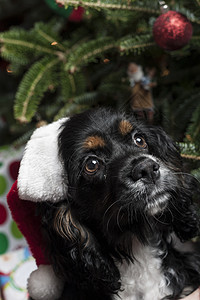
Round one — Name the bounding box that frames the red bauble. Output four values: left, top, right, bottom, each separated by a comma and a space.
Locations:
153, 11, 193, 51
69, 7, 84, 22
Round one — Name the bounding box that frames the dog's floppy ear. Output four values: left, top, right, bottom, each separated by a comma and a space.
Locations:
172, 175, 200, 242
172, 203, 200, 242
43, 202, 120, 295
17, 118, 69, 202
147, 126, 200, 241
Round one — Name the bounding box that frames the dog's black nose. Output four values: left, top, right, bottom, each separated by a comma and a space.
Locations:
131, 158, 160, 183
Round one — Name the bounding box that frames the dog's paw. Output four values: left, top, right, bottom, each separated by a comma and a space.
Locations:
27, 265, 64, 300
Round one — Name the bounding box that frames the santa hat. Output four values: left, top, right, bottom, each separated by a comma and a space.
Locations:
7, 118, 69, 300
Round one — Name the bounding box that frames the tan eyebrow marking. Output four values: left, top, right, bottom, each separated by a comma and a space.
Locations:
83, 136, 106, 149
119, 120, 133, 136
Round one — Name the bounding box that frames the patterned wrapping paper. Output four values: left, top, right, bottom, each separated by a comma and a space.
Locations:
0, 247, 37, 300
0, 146, 27, 255
0, 147, 38, 299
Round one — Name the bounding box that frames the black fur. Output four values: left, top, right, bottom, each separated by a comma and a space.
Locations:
39, 108, 200, 300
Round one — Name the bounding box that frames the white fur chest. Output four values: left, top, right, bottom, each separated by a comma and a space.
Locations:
113, 243, 171, 300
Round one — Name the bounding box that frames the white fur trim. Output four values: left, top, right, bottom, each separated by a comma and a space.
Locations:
28, 265, 65, 300
18, 118, 68, 202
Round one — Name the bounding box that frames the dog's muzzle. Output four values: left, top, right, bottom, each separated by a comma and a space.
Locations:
119, 154, 174, 216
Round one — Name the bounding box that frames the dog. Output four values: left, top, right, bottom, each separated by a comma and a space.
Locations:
38, 108, 200, 300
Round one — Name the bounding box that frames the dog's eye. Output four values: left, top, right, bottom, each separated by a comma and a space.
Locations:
133, 135, 147, 148
84, 158, 100, 175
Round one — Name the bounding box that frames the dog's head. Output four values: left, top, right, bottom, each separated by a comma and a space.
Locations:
58, 109, 194, 235
41, 108, 199, 293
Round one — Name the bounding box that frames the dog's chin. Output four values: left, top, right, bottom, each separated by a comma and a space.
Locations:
122, 182, 171, 218
145, 192, 170, 216
140, 183, 170, 216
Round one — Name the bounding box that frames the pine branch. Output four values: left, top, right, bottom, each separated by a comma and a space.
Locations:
1, 36, 55, 55
56, 0, 160, 14
65, 37, 116, 72
181, 154, 200, 160
55, 91, 98, 119
171, 3, 200, 24
54, 102, 78, 120
0, 46, 32, 65
179, 142, 200, 160
104, 9, 137, 22
12, 129, 34, 147
1, 21, 154, 124
60, 68, 86, 99
58, 0, 200, 24
65, 35, 153, 72
74, 91, 98, 105
119, 34, 154, 53
191, 168, 200, 181
8, 62, 26, 75
33, 22, 67, 52
14, 57, 59, 123
0, 28, 64, 63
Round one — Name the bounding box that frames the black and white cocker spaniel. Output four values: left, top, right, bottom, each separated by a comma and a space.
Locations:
39, 108, 200, 300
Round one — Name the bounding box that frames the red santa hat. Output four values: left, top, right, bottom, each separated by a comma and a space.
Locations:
7, 118, 69, 300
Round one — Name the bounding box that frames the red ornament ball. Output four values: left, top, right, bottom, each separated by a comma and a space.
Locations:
153, 11, 193, 51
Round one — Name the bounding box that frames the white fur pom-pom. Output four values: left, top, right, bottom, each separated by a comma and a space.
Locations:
27, 265, 64, 300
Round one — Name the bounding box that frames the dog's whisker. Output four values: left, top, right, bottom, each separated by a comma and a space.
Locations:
142, 211, 154, 233
67, 186, 77, 190
166, 206, 174, 223
152, 212, 171, 226
103, 199, 122, 220
102, 193, 112, 204
116, 206, 124, 233
106, 209, 116, 233
172, 172, 200, 190
168, 196, 187, 218
172, 171, 199, 181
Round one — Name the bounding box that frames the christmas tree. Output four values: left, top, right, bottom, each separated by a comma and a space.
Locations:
0, 0, 200, 177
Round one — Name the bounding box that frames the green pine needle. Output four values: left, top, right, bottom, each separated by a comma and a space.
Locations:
60, 69, 86, 100
179, 142, 200, 160
12, 129, 34, 147
33, 22, 67, 52
119, 34, 154, 54
191, 168, 200, 181
0, 28, 64, 62
55, 91, 98, 120
57, 0, 160, 14
179, 142, 198, 155
65, 37, 116, 72
14, 57, 59, 123
64, 35, 153, 72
